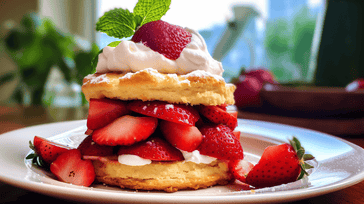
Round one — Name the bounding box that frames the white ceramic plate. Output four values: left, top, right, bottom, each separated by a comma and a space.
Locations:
0, 119, 363, 203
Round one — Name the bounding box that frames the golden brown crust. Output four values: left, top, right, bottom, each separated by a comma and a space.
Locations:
81, 69, 235, 106
92, 157, 232, 192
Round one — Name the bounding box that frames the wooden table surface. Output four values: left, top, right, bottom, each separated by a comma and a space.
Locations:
0, 104, 363, 204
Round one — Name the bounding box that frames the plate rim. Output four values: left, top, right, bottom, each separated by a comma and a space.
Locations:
0, 119, 363, 203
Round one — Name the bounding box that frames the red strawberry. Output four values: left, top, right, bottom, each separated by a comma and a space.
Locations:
234, 76, 262, 108
227, 113, 238, 130
33, 136, 44, 149
242, 68, 277, 85
92, 115, 158, 146
229, 160, 254, 183
233, 131, 241, 140
198, 105, 237, 130
197, 124, 244, 160
50, 149, 95, 187
87, 98, 130, 130
227, 106, 238, 118
77, 135, 114, 156
118, 137, 184, 161
128, 100, 200, 126
131, 20, 192, 60
245, 137, 314, 188
85, 129, 93, 135
34, 136, 72, 164
217, 104, 228, 111
160, 120, 202, 152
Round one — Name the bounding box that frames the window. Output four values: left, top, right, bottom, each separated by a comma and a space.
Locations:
97, 0, 324, 83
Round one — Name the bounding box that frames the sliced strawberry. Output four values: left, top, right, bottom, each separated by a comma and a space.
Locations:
228, 109, 238, 118
77, 135, 114, 156
160, 120, 202, 152
131, 20, 192, 60
34, 136, 72, 164
227, 112, 238, 130
87, 98, 130, 130
127, 100, 200, 126
245, 137, 315, 188
50, 149, 95, 186
198, 105, 237, 130
197, 124, 244, 160
229, 160, 254, 183
117, 137, 184, 161
233, 131, 241, 140
217, 104, 228, 111
92, 115, 158, 146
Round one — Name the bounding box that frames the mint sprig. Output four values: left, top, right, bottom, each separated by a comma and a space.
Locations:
96, 8, 136, 39
134, 0, 171, 27
96, 0, 171, 39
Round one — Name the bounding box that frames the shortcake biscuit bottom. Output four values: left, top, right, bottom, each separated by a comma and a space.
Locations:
92, 158, 232, 192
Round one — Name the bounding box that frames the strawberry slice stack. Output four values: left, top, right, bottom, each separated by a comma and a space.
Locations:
86, 99, 242, 163
28, 98, 242, 187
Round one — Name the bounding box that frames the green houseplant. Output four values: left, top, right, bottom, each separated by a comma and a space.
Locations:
0, 13, 99, 106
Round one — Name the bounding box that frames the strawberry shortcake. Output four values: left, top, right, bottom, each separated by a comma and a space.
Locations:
80, 19, 242, 192
28, 1, 314, 193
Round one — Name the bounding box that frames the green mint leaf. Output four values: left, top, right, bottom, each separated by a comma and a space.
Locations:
96, 8, 137, 39
134, 0, 171, 27
134, 15, 143, 28
107, 41, 122, 47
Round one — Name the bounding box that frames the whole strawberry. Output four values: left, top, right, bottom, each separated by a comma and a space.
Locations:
131, 20, 192, 60
241, 68, 277, 85
245, 137, 314, 188
27, 136, 72, 168
234, 76, 262, 108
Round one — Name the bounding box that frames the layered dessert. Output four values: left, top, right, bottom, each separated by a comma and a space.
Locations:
27, 0, 314, 193
80, 16, 242, 191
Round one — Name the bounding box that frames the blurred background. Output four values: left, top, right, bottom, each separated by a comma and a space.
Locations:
0, 0, 363, 108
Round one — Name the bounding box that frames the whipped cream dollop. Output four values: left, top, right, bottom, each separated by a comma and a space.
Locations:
180, 150, 217, 164
95, 28, 223, 76
117, 150, 216, 166
118, 154, 152, 166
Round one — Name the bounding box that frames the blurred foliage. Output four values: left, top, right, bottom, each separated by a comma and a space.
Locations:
265, 5, 316, 83
0, 13, 99, 105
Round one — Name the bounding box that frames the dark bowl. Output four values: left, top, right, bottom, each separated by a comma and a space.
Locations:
258, 84, 364, 118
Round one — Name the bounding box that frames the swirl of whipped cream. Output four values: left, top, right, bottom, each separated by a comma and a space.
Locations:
95, 28, 224, 76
